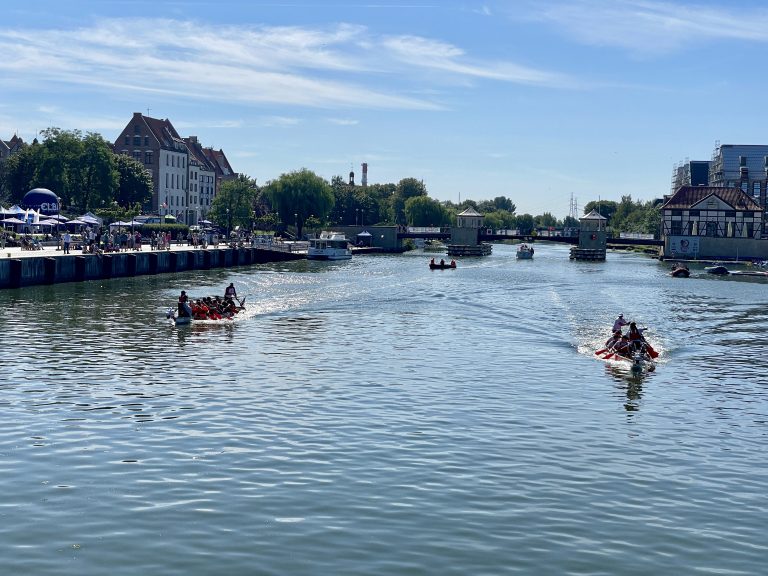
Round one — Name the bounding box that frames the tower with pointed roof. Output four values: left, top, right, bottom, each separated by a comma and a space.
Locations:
570, 209, 607, 261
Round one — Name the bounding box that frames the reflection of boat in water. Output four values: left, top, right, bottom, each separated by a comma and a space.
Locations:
516, 244, 534, 259
705, 265, 729, 275
670, 263, 690, 277
307, 231, 352, 261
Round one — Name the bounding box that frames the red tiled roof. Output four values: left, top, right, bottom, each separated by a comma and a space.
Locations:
661, 186, 761, 211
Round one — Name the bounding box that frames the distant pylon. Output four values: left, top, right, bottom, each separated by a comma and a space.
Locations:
569, 193, 579, 219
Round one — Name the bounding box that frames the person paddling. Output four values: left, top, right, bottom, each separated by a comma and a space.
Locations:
178, 290, 192, 318
612, 313, 629, 333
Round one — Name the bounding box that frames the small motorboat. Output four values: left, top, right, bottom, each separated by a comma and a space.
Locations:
670, 263, 690, 278
705, 265, 729, 275
307, 231, 352, 260
429, 259, 456, 270
516, 244, 534, 260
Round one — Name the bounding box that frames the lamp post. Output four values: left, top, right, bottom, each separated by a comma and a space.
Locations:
226, 208, 231, 238
355, 208, 359, 226
294, 213, 298, 238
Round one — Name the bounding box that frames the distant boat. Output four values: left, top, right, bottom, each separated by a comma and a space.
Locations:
516, 244, 534, 260
670, 263, 690, 278
705, 265, 729, 275
429, 259, 456, 270
307, 231, 352, 261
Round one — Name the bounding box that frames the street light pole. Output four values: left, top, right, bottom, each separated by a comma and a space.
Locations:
294, 213, 298, 238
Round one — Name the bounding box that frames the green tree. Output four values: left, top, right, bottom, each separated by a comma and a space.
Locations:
77, 133, 119, 212
114, 153, 153, 210
404, 195, 447, 227
515, 213, 535, 235
1, 142, 38, 203
210, 174, 259, 234
562, 215, 580, 229
484, 209, 516, 230
390, 177, 427, 225
34, 129, 82, 204
263, 168, 333, 238
534, 212, 559, 229
492, 196, 515, 213
583, 200, 618, 224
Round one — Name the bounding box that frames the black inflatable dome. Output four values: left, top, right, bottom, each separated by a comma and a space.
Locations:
22, 188, 59, 215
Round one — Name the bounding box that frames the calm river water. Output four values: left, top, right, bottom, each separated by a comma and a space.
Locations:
1, 243, 766, 575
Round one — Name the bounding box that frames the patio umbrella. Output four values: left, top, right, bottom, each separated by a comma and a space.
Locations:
79, 214, 101, 225
1, 217, 26, 225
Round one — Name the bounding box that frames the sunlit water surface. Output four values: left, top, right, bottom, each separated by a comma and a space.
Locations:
1, 243, 766, 575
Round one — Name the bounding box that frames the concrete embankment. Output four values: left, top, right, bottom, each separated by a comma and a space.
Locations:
0, 246, 304, 290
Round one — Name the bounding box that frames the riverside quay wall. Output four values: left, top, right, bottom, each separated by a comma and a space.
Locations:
0, 247, 304, 290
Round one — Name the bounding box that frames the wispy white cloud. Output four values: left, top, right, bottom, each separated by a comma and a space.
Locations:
327, 118, 360, 126
381, 35, 573, 87
0, 17, 572, 113
530, 0, 768, 55
261, 116, 303, 127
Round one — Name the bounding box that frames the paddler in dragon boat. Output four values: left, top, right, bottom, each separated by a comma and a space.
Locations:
188, 295, 243, 321
599, 319, 658, 362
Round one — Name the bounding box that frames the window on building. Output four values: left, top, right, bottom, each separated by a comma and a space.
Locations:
754, 182, 761, 197
144, 136, 149, 146
124, 135, 130, 145
133, 136, 141, 146
165, 173, 169, 187
145, 151, 152, 165
670, 222, 682, 235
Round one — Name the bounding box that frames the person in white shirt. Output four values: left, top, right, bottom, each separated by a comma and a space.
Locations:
612, 313, 629, 333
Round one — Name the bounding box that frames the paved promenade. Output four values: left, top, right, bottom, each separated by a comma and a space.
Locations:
1, 239, 308, 259
0, 240, 307, 289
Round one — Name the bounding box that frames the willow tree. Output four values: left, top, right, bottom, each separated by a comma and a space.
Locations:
263, 168, 334, 238
209, 174, 259, 234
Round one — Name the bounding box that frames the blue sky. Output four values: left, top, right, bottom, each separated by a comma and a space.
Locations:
3, 0, 768, 218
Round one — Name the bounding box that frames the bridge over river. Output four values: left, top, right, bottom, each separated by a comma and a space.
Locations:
398, 230, 663, 247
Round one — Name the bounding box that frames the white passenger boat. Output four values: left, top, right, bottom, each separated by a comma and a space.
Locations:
516, 244, 534, 259
307, 231, 352, 261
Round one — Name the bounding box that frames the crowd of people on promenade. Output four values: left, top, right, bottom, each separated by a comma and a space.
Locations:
50, 227, 185, 254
